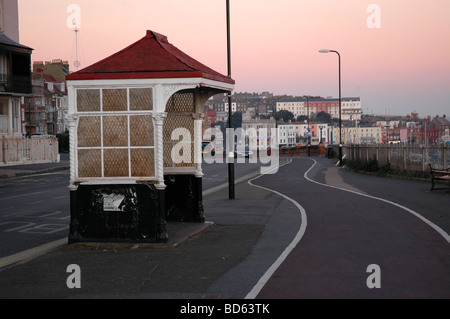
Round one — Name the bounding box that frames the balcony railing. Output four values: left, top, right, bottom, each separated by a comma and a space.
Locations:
11, 75, 32, 94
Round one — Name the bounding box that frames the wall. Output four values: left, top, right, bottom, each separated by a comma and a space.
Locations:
0, 136, 59, 165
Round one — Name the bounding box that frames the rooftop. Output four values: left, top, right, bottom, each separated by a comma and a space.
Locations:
279, 97, 361, 103
0, 32, 33, 52
66, 30, 234, 85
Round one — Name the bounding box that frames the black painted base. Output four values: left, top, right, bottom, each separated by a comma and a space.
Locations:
164, 175, 205, 223
68, 183, 167, 244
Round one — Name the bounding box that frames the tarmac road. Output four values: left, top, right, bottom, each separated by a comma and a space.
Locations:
252, 157, 450, 298
0, 155, 448, 301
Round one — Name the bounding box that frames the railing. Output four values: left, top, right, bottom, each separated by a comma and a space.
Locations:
11, 75, 32, 94
342, 144, 449, 171
0, 135, 59, 166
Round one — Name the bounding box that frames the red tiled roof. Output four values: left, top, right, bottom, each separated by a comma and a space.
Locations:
66, 30, 234, 85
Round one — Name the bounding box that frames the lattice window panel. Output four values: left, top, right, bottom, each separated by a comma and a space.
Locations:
103, 89, 127, 112
78, 149, 102, 177
166, 91, 195, 113
103, 116, 128, 147
130, 115, 153, 147
103, 149, 129, 177
77, 116, 101, 147
75, 87, 155, 180
130, 88, 153, 111
77, 89, 100, 112
163, 114, 194, 167
131, 148, 155, 177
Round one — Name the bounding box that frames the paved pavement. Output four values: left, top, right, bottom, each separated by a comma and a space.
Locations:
0, 155, 448, 302
0, 155, 299, 300
0, 154, 70, 179
254, 157, 450, 299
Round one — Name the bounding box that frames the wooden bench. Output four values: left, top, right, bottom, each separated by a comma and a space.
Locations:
429, 164, 450, 191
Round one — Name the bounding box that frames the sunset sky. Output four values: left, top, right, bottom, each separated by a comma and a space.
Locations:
18, 0, 450, 117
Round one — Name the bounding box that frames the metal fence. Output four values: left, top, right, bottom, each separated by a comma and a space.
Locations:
343, 144, 449, 172
0, 135, 59, 166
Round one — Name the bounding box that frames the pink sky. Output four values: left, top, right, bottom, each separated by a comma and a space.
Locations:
18, 0, 450, 117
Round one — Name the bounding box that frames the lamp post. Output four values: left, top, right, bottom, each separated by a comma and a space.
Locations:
226, 0, 235, 199
319, 49, 342, 166
303, 95, 311, 156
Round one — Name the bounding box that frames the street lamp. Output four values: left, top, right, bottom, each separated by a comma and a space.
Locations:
226, 0, 235, 199
319, 49, 342, 166
303, 95, 311, 156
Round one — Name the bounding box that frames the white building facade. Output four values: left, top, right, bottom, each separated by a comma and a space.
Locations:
277, 97, 362, 121
277, 124, 297, 146
329, 126, 382, 145
276, 101, 311, 118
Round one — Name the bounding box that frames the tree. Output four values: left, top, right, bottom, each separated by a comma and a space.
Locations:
296, 115, 308, 122
275, 110, 295, 123
316, 111, 332, 123
227, 111, 242, 129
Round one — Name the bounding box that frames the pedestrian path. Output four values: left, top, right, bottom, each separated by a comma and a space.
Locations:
0, 155, 70, 179
254, 157, 450, 298
0, 162, 301, 299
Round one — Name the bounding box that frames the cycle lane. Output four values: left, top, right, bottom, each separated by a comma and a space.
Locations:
253, 157, 450, 298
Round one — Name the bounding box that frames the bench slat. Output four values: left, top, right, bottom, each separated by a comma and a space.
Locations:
435, 176, 450, 180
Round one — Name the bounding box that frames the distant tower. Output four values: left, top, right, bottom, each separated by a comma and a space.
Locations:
74, 24, 80, 71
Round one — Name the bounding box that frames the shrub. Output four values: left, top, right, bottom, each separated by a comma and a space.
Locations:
345, 157, 391, 175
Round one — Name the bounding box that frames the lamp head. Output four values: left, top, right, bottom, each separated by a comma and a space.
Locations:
319, 49, 331, 53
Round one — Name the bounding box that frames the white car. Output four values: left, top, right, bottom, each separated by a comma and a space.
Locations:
234, 145, 253, 158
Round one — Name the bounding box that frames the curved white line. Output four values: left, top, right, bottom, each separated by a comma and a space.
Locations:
305, 158, 450, 244
245, 159, 308, 299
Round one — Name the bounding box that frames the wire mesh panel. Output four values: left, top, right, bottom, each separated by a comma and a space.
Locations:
130, 115, 153, 146
131, 148, 155, 177
163, 91, 195, 168
104, 149, 129, 177
427, 146, 444, 170
166, 91, 195, 113
103, 89, 127, 112
130, 88, 153, 111
78, 149, 102, 177
77, 89, 100, 112
406, 144, 424, 171
75, 87, 155, 180
103, 116, 128, 147
77, 116, 101, 147
164, 113, 194, 167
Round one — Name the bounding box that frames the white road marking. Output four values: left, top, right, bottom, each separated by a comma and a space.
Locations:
304, 158, 450, 244
0, 238, 67, 269
246, 157, 450, 299
1, 190, 51, 200
245, 159, 308, 299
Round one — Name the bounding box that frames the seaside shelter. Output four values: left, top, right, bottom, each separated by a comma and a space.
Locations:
66, 30, 234, 243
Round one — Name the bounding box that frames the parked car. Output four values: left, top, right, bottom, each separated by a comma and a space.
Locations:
202, 141, 215, 157
30, 133, 51, 138
234, 145, 253, 158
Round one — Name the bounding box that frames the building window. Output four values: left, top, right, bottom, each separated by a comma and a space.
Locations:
12, 99, 19, 133
0, 53, 8, 85
0, 99, 8, 133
